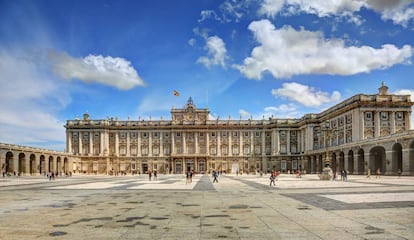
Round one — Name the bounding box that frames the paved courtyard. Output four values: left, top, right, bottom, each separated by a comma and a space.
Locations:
0, 173, 413, 240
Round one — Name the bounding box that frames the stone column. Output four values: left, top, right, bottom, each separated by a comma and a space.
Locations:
171, 132, 175, 154
195, 132, 199, 154
359, 111, 365, 140
160, 131, 164, 156
182, 132, 186, 154
206, 131, 209, 155
115, 132, 119, 156
239, 131, 243, 156
250, 132, 254, 155
78, 131, 83, 156
271, 129, 276, 154
100, 132, 105, 156
402, 147, 412, 175
217, 132, 221, 156
228, 132, 232, 156
375, 111, 380, 138
385, 149, 393, 175
353, 151, 359, 174
286, 130, 291, 155
406, 111, 412, 130
35, 155, 40, 176
149, 132, 153, 156
89, 132, 93, 156
390, 111, 396, 134
126, 131, 130, 156
67, 131, 72, 154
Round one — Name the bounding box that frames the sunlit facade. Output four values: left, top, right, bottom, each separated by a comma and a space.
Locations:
63, 83, 414, 176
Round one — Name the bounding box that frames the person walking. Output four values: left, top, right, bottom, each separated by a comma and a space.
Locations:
367, 169, 371, 179
398, 169, 402, 178
186, 170, 191, 184
269, 173, 276, 187
376, 168, 381, 179
212, 171, 218, 183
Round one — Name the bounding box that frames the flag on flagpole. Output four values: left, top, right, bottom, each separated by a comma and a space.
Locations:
173, 90, 179, 96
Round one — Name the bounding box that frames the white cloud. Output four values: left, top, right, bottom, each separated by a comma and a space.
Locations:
197, 36, 228, 69
271, 82, 341, 107
366, 0, 414, 27
188, 38, 196, 46
240, 103, 300, 120
198, 10, 222, 23
0, 49, 69, 150
49, 51, 146, 90
258, 0, 414, 27
234, 20, 413, 79
258, 0, 285, 18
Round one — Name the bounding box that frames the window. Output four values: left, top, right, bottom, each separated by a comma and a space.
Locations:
221, 146, 228, 155
243, 145, 250, 154
164, 132, 169, 138
210, 146, 217, 155
396, 112, 404, 120
120, 132, 126, 139
255, 132, 260, 137
221, 131, 227, 137
176, 132, 181, 137
153, 132, 159, 138
232, 131, 238, 137
244, 132, 249, 137
365, 112, 372, 120
211, 132, 216, 137
141, 146, 148, 155
199, 133, 204, 137
131, 146, 137, 155
381, 112, 388, 120
142, 132, 148, 138
152, 147, 159, 155
131, 132, 137, 139
254, 146, 261, 155
232, 145, 239, 155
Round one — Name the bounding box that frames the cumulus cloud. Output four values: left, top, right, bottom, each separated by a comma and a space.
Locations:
49, 51, 145, 90
0, 49, 69, 150
394, 88, 414, 100
258, 0, 414, 27
271, 82, 341, 107
234, 20, 413, 79
258, 0, 285, 18
240, 103, 300, 120
197, 36, 228, 69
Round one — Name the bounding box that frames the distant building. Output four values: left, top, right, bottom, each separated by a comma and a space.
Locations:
1, 83, 413, 176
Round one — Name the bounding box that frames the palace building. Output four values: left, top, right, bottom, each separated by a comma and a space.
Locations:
1, 83, 414, 176
63, 83, 414, 176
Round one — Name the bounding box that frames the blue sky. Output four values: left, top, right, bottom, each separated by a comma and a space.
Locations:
1, 0, 414, 151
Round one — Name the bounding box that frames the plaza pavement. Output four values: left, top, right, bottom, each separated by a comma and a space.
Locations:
0, 173, 413, 240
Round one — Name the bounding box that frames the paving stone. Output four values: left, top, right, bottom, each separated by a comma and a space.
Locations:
0, 174, 413, 239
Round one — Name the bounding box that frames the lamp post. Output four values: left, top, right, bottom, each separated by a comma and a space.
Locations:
319, 120, 335, 180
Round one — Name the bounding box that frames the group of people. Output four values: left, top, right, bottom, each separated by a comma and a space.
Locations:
333, 170, 348, 181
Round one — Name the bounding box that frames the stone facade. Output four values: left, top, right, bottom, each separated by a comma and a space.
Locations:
0, 143, 75, 176
62, 84, 414, 176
